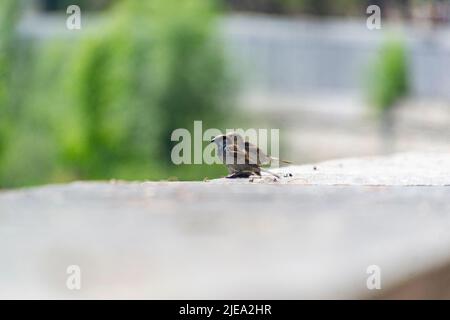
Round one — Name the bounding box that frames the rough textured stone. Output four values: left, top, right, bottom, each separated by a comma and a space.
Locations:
0, 153, 449, 299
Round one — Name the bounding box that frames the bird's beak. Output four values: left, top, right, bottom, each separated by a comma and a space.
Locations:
210, 136, 216, 143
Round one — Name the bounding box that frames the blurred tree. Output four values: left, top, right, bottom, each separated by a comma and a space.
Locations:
367, 38, 409, 114
366, 38, 409, 153
68, 0, 231, 180
0, 0, 231, 187
0, 0, 22, 173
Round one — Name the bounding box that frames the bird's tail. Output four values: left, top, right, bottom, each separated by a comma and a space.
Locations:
260, 167, 280, 179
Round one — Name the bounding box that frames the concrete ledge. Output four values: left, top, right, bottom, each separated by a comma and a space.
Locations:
1, 153, 449, 299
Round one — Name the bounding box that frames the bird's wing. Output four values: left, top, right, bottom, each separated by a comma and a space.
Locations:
224, 144, 250, 165
244, 141, 271, 165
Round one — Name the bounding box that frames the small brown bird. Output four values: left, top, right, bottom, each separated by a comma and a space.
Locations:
210, 133, 291, 179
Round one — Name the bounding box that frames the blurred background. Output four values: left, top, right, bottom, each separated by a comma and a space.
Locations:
1, 0, 450, 188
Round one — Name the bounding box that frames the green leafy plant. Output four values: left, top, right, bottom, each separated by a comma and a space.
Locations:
0, 0, 231, 187
367, 38, 410, 114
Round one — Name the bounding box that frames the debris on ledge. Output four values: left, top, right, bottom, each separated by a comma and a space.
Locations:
211, 152, 450, 186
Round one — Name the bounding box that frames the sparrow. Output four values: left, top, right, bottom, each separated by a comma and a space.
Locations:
210, 133, 291, 179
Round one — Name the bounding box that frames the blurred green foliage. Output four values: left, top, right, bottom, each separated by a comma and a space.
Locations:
367, 38, 409, 114
224, 0, 365, 15
40, 0, 112, 11
0, 0, 231, 188
0, 0, 13, 134
0, 0, 22, 173
281, 0, 363, 16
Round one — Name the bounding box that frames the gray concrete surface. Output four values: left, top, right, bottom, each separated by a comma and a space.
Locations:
1, 153, 450, 299
273, 152, 450, 185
